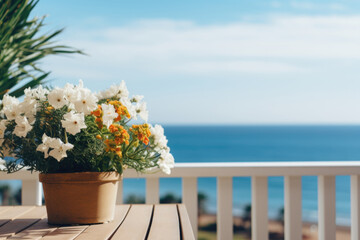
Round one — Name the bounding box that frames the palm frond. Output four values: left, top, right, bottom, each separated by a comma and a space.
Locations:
0, 0, 82, 99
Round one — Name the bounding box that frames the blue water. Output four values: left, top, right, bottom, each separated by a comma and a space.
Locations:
123, 125, 360, 226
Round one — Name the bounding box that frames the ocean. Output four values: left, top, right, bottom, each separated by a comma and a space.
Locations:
124, 125, 360, 226
2, 125, 360, 225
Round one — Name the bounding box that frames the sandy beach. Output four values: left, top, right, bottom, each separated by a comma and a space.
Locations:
199, 214, 350, 240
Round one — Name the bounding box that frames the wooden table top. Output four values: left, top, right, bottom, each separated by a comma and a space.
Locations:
0, 204, 195, 240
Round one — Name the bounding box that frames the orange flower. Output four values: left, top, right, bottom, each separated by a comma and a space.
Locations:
108, 100, 131, 122
109, 124, 130, 145
115, 146, 122, 158
92, 105, 104, 129
91, 105, 102, 117
95, 117, 103, 129
104, 139, 116, 152
130, 123, 151, 145
104, 139, 123, 158
96, 134, 102, 140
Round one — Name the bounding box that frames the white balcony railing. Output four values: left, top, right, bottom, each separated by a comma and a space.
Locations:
1, 161, 360, 240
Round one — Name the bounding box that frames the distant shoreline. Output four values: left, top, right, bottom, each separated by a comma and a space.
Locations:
199, 214, 351, 240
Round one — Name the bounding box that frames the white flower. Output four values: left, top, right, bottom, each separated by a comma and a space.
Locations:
24, 86, 49, 101
36, 134, 53, 158
2, 95, 22, 120
37, 135, 73, 161
2, 95, 19, 108
134, 102, 149, 122
151, 124, 168, 150
130, 95, 144, 103
48, 138, 63, 149
13, 116, 33, 137
157, 148, 174, 174
0, 158, 6, 171
97, 80, 129, 100
3, 105, 22, 121
116, 81, 129, 99
61, 111, 87, 135
0, 120, 8, 145
120, 97, 136, 117
75, 79, 84, 91
74, 89, 98, 115
49, 141, 74, 162
101, 103, 118, 128
19, 99, 37, 124
63, 83, 78, 104
48, 88, 67, 109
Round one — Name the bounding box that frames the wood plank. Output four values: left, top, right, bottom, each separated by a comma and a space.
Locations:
182, 177, 198, 238
0, 206, 34, 227
0, 207, 46, 239
318, 175, 336, 240
177, 204, 195, 240
147, 204, 180, 240
8, 218, 58, 240
41, 225, 89, 240
284, 176, 302, 240
111, 204, 153, 240
0, 207, 12, 215
74, 205, 130, 240
217, 176, 233, 240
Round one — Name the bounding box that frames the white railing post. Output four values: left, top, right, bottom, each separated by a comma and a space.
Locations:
182, 177, 198, 238
116, 180, 123, 204
22, 179, 41, 206
318, 175, 336, 240
252, 176, 268, 240
351, 175, 360, 240
284, 176, 302, 240
146, 178, 159, 204
217, 177, 233, 240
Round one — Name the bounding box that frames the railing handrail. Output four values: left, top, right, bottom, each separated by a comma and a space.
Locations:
2, 161, 360, 179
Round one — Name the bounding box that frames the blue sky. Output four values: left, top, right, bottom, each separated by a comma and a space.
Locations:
30, 0, 360, 124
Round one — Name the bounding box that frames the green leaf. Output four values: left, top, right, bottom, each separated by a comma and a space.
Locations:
0, 0, 83, 99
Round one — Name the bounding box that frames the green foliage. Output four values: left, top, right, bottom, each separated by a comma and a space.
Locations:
2, 99, 163, 174
160, 193, 181, 203
124, 194, 145, 204
0, 0, 81, 99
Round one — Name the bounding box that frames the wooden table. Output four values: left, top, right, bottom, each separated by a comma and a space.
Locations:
0, 204, 195, 240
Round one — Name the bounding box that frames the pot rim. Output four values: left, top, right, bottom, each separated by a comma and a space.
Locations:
39, 171, 121, 183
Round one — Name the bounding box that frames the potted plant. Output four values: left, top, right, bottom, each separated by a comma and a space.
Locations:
0, 80, 174, 224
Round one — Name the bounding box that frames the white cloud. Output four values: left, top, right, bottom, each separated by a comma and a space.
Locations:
49, 15, 360, 81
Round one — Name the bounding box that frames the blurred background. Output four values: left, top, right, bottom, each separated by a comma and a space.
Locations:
2, 1, 360, 239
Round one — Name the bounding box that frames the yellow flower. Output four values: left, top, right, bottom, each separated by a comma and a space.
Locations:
130, 124, 151, 145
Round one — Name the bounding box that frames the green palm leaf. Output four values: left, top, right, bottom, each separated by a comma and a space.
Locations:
0, 0, 82, 99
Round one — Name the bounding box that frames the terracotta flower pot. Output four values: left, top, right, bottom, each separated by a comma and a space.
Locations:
39, 171, 120, 225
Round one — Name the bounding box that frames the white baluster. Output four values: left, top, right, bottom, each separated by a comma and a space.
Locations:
116, 180, 123, 204
284, 176, 302, 240
351, 175, 360, 240
22, 179, 42, 206
217, 177, 233, 240
318, 175, 336, 240
182, 177, 198, 238
252, 176, 268, 240
146, 178, 159, 204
